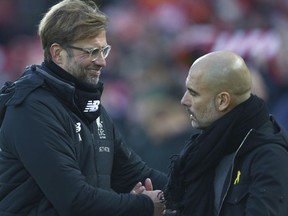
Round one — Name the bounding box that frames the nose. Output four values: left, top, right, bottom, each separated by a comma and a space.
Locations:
92, 53, 106, 67
181, 91, 189, 107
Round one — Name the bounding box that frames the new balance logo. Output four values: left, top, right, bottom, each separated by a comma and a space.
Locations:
84, 100, 100, 112
75, 122, 82, 141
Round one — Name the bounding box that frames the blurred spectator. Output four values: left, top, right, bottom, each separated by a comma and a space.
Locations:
272, 92, 288, 130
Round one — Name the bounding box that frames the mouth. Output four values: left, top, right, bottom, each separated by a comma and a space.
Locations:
89, 69, 101, 77
187, 109, 194, 120
189, 114, 194, 120
186, 108, 192, 116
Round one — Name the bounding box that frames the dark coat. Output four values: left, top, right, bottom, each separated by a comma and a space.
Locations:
218, 119, 288, 216
0, 65, 167, 216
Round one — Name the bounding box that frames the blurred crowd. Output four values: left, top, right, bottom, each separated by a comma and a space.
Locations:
1, 0, 288, 173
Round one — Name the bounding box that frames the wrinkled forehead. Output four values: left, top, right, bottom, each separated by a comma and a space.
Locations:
187, 63, 206, 83
185, 67, 202, 91
186, 62, 220, 95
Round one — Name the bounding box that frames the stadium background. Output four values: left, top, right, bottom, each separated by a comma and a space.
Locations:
0, 0, 287, 172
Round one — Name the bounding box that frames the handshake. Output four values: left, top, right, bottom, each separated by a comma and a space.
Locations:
130, 178, 166, 216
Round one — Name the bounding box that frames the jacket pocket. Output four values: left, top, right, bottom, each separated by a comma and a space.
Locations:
222, 184, 249, 215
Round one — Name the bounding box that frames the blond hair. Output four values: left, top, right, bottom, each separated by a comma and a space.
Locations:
38, 0, 108, 61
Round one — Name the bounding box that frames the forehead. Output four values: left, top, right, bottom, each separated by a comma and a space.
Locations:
75, 30, 107, 46
185, 64, 212, 95
186, 66, 203, 86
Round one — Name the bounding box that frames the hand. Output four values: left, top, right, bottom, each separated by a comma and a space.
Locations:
130, 178, 153, 194
142, 190, 165, 216
163, 209, 177, 215
130, 182, 145, 194
131, 179, 165, 215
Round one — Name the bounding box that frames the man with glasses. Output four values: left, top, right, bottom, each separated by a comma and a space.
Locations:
0, 0, 166, 215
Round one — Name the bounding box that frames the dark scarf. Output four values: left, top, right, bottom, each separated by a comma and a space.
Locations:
164, 95, 270, 216
43, 61, 103, 123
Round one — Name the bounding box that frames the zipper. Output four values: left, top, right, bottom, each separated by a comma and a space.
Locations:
90, 123, 95, 142
90, 122, 100, 180
217, 129, 253, 216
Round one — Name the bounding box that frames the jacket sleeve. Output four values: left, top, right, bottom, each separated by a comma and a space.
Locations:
2, 96, 154, 216
111, 126, 167, 193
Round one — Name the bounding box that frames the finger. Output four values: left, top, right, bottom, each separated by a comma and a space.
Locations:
134, 182, 142, 189
162, 205, 167, 215
131, 182, 146, 194
134, 186, 145, 194
130, 182, 142, 194
145, 178, 153, 191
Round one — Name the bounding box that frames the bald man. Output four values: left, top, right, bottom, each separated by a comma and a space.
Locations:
164, 51, 288, 216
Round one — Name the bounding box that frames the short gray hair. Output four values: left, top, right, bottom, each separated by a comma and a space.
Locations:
38, 0, 108, 61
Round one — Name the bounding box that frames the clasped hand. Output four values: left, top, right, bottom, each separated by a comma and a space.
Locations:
130, 178, 166, 216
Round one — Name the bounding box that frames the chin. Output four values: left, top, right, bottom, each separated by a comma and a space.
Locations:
85, 78, 99, 87
191, 121, 199, 129
192, 121, 207, 130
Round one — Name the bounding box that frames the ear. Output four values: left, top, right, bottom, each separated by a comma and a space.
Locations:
50, 43, 64, 64
216, 92, 230, 111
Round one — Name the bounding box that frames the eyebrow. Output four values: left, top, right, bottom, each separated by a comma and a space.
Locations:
86, 44, 108, 49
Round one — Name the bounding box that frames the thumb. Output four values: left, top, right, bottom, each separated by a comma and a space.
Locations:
145, 178, 153, 191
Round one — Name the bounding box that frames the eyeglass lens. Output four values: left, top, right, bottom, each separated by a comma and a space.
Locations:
91, 46, 110, 59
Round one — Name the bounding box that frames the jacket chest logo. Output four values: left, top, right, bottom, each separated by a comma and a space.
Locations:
75, 122, 82, 141
84, 100, 100, 112
99, 146, 110, 152
96, 117, 106, 139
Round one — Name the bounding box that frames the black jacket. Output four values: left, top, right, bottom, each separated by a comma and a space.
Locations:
218, 119, 288, 216
0, 64, 167, 216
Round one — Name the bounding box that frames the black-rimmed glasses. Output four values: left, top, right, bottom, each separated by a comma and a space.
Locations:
65, 44, 111, 60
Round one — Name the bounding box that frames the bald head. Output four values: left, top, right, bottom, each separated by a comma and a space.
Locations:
189, 50, 252, 107
181, 51, 252, 128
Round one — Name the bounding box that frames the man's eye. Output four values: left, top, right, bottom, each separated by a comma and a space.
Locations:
82, 50, 90, 56
91, 49, 100, 56
189, 91, 197, 96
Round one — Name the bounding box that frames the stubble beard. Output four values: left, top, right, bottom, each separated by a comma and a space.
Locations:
66, 59, 99, 87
